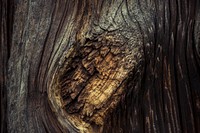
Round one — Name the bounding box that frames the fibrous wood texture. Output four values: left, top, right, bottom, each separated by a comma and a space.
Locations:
1, 0, 200, 133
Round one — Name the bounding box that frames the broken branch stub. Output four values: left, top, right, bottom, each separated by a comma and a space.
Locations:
48, 30, 143, 132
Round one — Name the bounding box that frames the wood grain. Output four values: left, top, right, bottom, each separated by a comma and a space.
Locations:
1, 0, 200, 133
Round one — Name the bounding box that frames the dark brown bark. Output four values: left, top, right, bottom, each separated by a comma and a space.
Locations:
1, 0, 200, 132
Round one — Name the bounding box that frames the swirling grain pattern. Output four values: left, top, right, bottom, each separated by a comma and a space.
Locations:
1, 0, 200, 133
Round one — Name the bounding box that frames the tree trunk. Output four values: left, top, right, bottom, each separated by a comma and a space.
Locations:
1, 0, 200, 132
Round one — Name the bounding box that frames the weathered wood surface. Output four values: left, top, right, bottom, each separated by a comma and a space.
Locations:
1, 0, 200, 132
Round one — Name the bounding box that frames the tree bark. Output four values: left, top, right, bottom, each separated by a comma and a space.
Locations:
1, 0, 200, 132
